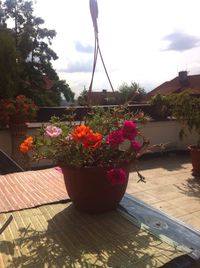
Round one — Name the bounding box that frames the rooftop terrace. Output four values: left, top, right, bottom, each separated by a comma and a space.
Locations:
0, 151, 200, 267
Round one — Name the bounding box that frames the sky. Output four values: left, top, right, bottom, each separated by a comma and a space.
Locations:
34, 0, 200, 96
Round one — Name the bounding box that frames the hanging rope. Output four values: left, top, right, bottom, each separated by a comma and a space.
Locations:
89, 1, 141, 106
88, 0, 114, 98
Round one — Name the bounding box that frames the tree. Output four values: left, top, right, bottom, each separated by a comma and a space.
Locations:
0, 0, 74, 106
0, 28, 20, 98
54, 80, 75, 103
77, 87, 88, 106
117, 82, 146, 104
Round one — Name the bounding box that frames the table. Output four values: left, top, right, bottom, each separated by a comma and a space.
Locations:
0, 202, 191, 268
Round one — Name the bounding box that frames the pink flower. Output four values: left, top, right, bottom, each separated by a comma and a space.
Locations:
106, 129, 124, 146
106, 168, 128, 185
131, 140, 141, 152
45, 125, 62, 138
122, 120, 137, 140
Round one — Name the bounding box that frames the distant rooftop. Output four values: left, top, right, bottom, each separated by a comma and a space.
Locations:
87, 90, 115, 105
147, 71, 200, 99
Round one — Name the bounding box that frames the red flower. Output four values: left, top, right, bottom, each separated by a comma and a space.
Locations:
106, 129, 124, 146
0, 95, 38, 125
106, 168, 128, 185
122, 120, 137, 140
131, 140, 141, 152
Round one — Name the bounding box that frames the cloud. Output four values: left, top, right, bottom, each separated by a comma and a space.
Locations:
58, 60, 93, 73
74, 41, 94, 53
163, 31, 200, 51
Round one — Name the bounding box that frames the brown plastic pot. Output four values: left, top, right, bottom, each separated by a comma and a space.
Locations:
188, 145, 200, 177
60, 164, 131, 214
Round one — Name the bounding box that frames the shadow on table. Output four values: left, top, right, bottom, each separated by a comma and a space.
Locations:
0, 203, 177, 268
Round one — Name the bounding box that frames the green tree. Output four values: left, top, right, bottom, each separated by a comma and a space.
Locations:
149, 93, 170, 120
0, 0, 74, 106
77, 87, 88, 106
0, 28, 20, 98
117, 82, 146, 104
55, 80, 75, 103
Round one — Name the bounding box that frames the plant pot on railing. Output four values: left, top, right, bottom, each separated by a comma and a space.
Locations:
0, 95, 38, 170
9, 118, 30, 170
168, 91, 200, 178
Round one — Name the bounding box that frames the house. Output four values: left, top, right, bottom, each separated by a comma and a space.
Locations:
146, 71, 200, 100
87, 90, 116, 105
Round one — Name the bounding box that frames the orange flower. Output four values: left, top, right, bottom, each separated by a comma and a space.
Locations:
72, 125, 102, 149
72, 125, 93, 142
20, 136, 33, 153
84, 132, 102, 149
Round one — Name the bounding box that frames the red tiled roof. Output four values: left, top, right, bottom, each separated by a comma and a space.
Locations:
88, 91, 115, 105
147, 74, 200, 98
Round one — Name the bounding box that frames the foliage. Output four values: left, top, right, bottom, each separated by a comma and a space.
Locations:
55, 80, 75, 103
77, 83, 146, 106
117, 82, 146, 104
77, 87, 88, 106
149, 93, 170, 120
20, 106, 149, 169
168, 91, 200, 147
0, 0, 74, 106
0, 95, 38, 125
0, 28, 20, 98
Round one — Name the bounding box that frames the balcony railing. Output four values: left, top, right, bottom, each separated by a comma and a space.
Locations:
0, 104, 198, 169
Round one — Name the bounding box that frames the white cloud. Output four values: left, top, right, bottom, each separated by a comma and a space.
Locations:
59, 59, 93, 73
163, 31, 200, 51
74, 41, 94, 53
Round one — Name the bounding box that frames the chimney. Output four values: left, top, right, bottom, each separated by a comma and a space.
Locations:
178, 71, 189, 87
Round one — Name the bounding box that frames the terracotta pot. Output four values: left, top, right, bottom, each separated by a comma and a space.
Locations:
9, 121, 30, 169
9, 122, 28, 137
60, 164, 131, 214
188, 145, 200, 177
